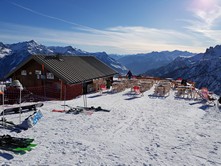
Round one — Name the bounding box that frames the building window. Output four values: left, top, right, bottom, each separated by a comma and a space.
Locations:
35, 70, 42, 75
46, 73, 54, 79
21, 70, 27, 76
41, 75, 45, 79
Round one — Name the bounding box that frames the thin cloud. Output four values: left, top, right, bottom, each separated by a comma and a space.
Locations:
6, 0, 101, 33
0, 22, 205, 54
186, 0, 221, 43
4, 0, 206, 53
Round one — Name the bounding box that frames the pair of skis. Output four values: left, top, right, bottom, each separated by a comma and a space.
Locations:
52, 106, 82, 114
58, 105, 84, 115
64, 105, 110, 114
52, 105, 110, 114
0, 135, 37, 154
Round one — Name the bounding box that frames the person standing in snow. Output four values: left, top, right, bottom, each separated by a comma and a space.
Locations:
181, 79, 187, 86
126, 70, 133, 79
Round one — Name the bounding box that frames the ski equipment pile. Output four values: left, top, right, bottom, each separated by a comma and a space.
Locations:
0, 135, 37, 154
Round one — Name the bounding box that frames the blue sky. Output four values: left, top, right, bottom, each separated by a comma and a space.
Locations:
0, 0, 221, 54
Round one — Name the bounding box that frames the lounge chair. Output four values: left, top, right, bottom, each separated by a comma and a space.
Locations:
154, 84, 170, 97
197, 88, 217, 105
111, 82, 125, 93
132, 86, 142, 95
99, 84, 107, 94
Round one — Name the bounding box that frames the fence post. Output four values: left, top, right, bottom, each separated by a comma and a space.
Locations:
19, 88, 22, 123
60, 80, 63, 100
83, 94, 87, 107
63, 84, 66, 111
1, 89, 5, 126
83, 82, 87, 108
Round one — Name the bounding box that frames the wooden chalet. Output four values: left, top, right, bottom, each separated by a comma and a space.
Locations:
5, 55, 118, 100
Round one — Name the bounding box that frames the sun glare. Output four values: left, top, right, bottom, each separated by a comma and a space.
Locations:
192, 0, 218, 11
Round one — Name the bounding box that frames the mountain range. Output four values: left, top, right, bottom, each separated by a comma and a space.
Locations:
0, 40, 128, 79
115, 51, 195, 75
0, 40, 220, 95
144, 45, 221, 95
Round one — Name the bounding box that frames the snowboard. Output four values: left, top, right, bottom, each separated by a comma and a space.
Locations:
19, 109, 43, 129
0, 103, 43, 116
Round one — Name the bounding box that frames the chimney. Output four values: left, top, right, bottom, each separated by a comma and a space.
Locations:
55, 54, 64, 61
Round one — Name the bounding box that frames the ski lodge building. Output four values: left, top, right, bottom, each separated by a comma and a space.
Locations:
6, 55, 118, 100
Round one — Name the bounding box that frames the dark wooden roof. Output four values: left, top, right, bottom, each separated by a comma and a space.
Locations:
6, 55, 118, 84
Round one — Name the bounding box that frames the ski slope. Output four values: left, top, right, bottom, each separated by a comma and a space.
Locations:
1, 87, 221, 165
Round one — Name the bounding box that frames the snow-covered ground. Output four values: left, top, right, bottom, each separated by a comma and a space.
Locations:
1, 86, 221, 165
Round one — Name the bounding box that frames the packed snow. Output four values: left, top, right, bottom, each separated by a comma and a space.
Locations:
1, 86, 221, 165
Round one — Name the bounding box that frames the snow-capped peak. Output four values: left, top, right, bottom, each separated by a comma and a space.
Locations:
0, 42, 11, 58
48, 46, 87, 55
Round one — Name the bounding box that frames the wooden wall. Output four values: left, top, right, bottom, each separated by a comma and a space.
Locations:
10, 60, 83, 100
